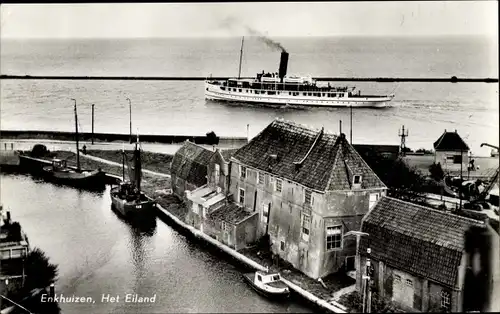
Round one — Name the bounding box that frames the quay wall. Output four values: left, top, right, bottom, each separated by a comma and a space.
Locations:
0, 130, 248, 146
155, 203, 346, 314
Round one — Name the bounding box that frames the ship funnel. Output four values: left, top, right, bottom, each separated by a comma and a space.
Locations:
278, 51, 289, 82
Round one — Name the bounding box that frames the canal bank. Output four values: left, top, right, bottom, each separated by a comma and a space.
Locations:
154, 201, 348, 313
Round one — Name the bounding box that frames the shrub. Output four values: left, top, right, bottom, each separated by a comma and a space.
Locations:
30, 144, 49, 158
338, 291, 400, 313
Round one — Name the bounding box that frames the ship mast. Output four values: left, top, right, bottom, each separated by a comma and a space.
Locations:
238, 36, 244, 79
134, 132, 141, 193
71, 98, 80, 171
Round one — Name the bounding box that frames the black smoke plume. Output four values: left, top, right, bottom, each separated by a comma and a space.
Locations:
219, 17, 287, 53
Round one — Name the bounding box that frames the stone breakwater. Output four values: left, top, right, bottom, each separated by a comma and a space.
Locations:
0, 130, 247, 146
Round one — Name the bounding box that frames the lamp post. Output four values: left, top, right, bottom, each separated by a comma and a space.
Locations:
91, 104, 95, 145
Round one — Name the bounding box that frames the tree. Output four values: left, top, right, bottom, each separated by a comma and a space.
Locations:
24, 247, 59, 291
206, 131, 219, 145
361, 152, 429, 205
429, 162, 445, 182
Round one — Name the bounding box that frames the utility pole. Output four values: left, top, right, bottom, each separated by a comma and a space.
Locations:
91, 104, 95, 145
127, 98, 132, 144
460, 145, 463, 210
365, 247, 373, 313
398, 125, 409, 156
350, 104, 353, 144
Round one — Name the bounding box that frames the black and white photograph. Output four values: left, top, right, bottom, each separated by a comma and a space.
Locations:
0, 1, 498, 313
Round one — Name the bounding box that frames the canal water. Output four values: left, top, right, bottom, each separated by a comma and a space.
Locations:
0, 173, 312, 313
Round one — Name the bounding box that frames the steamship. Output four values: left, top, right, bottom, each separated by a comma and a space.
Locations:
204, 38, 395, 108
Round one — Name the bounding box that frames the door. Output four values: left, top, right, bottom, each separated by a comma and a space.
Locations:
392, 271, 414, 309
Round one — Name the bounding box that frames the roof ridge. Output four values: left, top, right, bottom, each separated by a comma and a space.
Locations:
433, 131, 446, 149
382, 196, 485, 225
325, 138, 342, 190
273, 118, 340, 137
184, 140, 214, 152
294, 127, 324, 165
340, 136, 387, 190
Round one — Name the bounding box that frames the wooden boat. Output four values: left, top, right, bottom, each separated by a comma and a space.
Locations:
242, 271, 290, 300
110, 133, 155, 218
42, 99, 106, 190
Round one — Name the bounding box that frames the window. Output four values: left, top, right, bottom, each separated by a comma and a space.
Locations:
280, 241, 285, 250
197, 204, 202, 215
301, 213, 311, 241
305, 189, 312, 205
262, 204, 269, 223
453, 155, 463, 164
326, 225, 343, 250
10, 248, 26, 258
394, 274, 401, 282
441, 290, 451, 311
214, 164, 220, 185
258, 172, 264, 184
276, 179, 282, 193
257, 275, 262, 281
405, 279, 413, 287
221, 221, 231, 232
353, 175, 362, 184
240, 166, 247, 178
369, 193, 379, 210
239, 188, 245, 205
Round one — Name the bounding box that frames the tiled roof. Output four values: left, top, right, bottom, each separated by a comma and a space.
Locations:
433, 130, 469, 151
170, 141, 214, 187
220, 149, 238, 162
231, 119, 386, 191
360, 196, 484, 287
207, 203, 257, 224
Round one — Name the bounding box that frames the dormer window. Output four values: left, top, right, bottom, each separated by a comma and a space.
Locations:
353, 175, 362, 185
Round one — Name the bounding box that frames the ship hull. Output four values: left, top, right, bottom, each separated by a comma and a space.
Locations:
41, 167, 106, 190
205, 82, 393, 108
110, 187, 156, 218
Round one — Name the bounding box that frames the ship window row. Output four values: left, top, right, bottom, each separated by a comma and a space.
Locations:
219, 86, 346, 98
212, 91, 354, 104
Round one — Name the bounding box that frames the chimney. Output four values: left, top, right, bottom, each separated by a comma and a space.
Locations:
6, 211, 11, 224
278, 51, 289, 82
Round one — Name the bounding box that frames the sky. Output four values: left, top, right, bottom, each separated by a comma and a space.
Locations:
0, 2, 498, 39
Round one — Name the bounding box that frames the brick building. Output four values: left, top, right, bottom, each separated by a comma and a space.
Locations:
357, 197, 485, 312
229, 119, 387, 279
